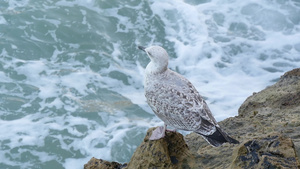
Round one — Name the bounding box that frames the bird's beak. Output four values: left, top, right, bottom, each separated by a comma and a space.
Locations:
138, 46, 146, 52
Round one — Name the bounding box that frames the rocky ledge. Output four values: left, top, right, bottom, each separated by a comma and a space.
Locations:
84, 68, 300, 169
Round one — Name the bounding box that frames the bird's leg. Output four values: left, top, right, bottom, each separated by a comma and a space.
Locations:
165, 124, 177, 132
149, 124, 176, 140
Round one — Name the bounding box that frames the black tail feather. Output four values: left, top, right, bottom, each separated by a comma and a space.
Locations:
199, 127, 239, 147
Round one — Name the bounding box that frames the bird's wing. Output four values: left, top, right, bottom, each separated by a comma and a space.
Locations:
145, 81, 217, 134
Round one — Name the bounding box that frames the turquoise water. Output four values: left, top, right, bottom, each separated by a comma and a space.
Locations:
0, 0, 299, 168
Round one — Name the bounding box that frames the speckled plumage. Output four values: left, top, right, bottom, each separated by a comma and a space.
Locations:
139, 45, 239, 146
145, 69, 218, 135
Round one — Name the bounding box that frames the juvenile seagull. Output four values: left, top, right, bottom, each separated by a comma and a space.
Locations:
138, 45, 239, 147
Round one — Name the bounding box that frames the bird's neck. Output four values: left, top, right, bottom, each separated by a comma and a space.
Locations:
145, 61, 168, 75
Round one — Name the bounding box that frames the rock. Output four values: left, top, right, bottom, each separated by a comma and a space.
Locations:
239, 68, 300, 117
184, 130, 239, 169
237, 68, 300, 160
84, 157, 127, 169
125, 127, 195, 169
230, 135, 300, 169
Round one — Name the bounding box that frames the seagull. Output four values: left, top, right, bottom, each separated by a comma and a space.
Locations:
138, 45, 239, 147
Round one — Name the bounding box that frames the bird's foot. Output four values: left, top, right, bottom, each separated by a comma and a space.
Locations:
149, 126, 166, 140
166, 128, 176, 132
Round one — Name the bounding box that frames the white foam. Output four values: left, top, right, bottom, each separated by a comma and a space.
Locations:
0, 16, 7, 24
6, 0, 29, 10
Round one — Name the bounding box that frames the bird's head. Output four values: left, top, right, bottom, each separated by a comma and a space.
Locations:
138, 45, 169, 74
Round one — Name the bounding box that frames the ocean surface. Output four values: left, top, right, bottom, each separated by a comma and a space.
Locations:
0, 0, 299, 168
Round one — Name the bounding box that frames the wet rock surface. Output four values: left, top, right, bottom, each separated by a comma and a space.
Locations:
231, 135, 299, 169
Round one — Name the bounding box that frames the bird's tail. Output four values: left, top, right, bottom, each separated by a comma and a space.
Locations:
198, 127, 239, 147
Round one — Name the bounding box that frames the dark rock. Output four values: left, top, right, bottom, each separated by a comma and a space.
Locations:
230, 135, 300, 169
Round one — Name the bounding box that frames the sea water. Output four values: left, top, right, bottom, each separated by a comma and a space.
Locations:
0, 0, 299, 168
